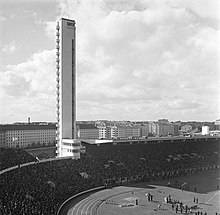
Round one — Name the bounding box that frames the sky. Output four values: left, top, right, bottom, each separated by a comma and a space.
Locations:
0, 0, 219, 123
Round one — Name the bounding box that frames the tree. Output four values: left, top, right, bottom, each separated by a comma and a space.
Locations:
31, 142, 36, 148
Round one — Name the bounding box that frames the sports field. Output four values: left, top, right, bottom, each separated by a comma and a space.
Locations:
66, 170, 220, 215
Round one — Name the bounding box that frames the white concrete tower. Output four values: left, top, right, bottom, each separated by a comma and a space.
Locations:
56, 18, 81, 158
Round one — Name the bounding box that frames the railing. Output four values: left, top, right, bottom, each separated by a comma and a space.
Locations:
57, 186, 105, 215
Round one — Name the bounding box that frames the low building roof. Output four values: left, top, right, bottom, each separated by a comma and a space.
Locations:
0, 124, 56, 131
78, 124, 97, 129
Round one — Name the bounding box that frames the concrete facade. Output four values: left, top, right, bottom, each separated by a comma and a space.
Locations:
0, 124, 56, 148
56, 18, 80, 157
202, 126, 209, 135
77, 124, 99, 139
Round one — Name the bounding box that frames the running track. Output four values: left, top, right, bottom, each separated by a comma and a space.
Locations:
66, 187, 135, 215
65, 171, 220, 215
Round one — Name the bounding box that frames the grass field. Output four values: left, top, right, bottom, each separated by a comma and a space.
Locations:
67, 170, 220, 215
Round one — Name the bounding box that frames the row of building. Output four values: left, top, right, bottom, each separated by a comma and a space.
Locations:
0, 120, 178, 148
78, 119, 179, 139
1, 119, 219, 148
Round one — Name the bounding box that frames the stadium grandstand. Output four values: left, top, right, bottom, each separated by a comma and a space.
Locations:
0, 148, 37, 171
0, 138, 219, 214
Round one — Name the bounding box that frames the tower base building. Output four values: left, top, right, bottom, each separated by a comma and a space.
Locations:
61, 139, 81, 158
56, 18, 81, 158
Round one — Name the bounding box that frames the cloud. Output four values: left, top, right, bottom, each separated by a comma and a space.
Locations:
3, 49, 56, 95
0, 0, 56, 4
56, 0, 220, 121
43, 20, 56, 40
166, 0, 220, 20
2, 43, 19, 54
0, 15, 6, 22
0, 49, 56, 122
1, 0, 219, 123
167, 97, 201, 110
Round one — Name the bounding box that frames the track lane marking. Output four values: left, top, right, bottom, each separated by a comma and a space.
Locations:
72, 196, 93, 215
204, 191, 219, 204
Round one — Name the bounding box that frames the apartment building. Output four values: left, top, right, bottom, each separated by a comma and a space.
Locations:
97, 125, 107, 139
148, 122, 159, 136
0, 124, 56, 148
106, 126, 118, 139
75, 120, 179, 140
140, 124, 149, 137
157, 120, 179, 136
77, 124, 99, 139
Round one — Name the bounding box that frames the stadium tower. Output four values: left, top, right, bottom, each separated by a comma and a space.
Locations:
56, 18, 81, 158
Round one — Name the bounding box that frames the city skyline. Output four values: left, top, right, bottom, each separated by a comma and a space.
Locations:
0, 0, 219, 123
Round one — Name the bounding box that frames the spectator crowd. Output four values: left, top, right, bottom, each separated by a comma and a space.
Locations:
0, 138, 219, 214
0, 148, 36, 171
